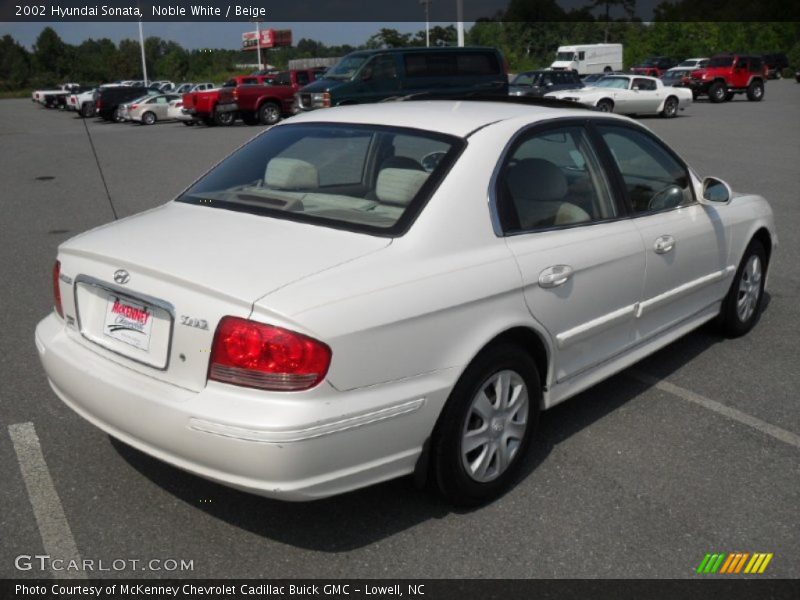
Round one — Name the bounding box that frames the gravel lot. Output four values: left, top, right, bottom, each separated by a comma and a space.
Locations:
1, 83, 798, 579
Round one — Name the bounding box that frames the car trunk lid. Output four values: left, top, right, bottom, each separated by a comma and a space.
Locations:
57, 202, 390, 392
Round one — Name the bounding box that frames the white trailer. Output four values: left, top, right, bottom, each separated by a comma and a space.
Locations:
550, 44, 623, 75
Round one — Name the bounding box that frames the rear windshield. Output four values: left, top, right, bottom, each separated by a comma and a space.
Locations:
176, 123, 464, 236
709, 56, 734, 67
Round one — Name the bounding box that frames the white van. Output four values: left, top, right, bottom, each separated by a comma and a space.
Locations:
550, 44, 623, 75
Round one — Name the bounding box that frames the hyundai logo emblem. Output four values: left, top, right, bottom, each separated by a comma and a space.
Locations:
113, 269, 130, 285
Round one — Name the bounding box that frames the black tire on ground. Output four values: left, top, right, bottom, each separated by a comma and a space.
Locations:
258, 102, 281, 125
708, 81, 727, 103
724, 92, 735, 101
241, 112, 260, 126
746, 80, 764, 102
716, 239, 768, 338
431, 343, 541, 507
213, 109, 234, 126
80, 103, 95, 118
182, 120, 195, 126
661, 96, 679, 118
141, 111, 156, 125
596, 98, 614, 113
201, 117, 215, 126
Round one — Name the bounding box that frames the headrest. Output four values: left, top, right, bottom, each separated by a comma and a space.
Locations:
376, 168, 429, 206
380, 156, 425, 171
506, 158, 568, 203
265, 158, 319, 190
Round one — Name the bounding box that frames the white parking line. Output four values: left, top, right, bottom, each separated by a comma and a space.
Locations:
629, 371, 800, 449
8, 422, 86, 579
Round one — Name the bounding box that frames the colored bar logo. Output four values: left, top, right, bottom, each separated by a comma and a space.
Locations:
696, 552, 773, 574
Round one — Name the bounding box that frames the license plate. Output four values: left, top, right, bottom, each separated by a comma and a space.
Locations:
103, 295, 154, 351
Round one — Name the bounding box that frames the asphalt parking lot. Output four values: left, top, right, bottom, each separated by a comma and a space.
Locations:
1, 83, 799, 580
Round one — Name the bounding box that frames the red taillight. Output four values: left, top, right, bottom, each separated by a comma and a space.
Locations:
131, 104, 138, 109
209, 317, 331, 392
96, 99, 103, 108
52, 261, 64, 318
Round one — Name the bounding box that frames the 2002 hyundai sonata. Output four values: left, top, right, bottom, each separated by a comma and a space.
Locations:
36, 99, 776, 505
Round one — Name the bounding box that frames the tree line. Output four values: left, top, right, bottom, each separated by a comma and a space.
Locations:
2, 19, 798, 92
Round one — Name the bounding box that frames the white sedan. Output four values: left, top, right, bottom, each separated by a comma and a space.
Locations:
37, 100, 775, 506
546, 74, 693, 117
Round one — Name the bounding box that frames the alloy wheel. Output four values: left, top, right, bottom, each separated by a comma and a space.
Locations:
737, 255, 762, 323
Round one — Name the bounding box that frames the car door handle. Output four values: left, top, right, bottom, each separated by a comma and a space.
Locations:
539, 265, 574, 288
654, 235, 676, 254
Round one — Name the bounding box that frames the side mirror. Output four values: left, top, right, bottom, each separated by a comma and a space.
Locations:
632, 85, 640, 91
701, 177, 732, 205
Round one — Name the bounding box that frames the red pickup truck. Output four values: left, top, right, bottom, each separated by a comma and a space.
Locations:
216, 69, 322, 126
182, 74, 274, 126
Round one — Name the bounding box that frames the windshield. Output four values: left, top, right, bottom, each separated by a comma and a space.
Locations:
556, 51, 576, 61
176, 123, 463, 235
637, 58, 658, 67
325, 55, 368, 80
595, 77, 630, 89
512, 72, 543, 86
709, 56, 734, 67
678, 60, 697, 67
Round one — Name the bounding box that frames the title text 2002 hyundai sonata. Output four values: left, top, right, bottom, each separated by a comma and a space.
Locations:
36, 100, 776, 505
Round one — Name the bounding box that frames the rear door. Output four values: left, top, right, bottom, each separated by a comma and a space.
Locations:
496, 121, 645, 382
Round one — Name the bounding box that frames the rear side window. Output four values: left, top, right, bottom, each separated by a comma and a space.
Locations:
597, 125, 694, 213
633, 78, 657, 91
496, 126, 617, 233
404, 52, 499, 77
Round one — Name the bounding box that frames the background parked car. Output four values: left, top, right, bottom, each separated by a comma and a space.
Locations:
630, 57, 679, 77
546, 74, 692, 117
761, 53, 789, 79
167, 98, 196, 125
660, 68, 694, 88
688, 53, 766, 102
674, 58, 709, 70
296, 47, 508, 110
66, 88, 98, 117
183, 75, 271, 126
94, 85, 149, 121
128, 94, 182, 125
509, 70, 583, 97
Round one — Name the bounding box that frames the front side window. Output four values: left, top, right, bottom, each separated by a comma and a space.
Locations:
597, 125, 694, 213
633, 78, 657, 91
177, 124, 462, 235
496, 126, 617, 233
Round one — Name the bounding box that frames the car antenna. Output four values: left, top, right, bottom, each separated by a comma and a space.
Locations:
80, 108, 119, 221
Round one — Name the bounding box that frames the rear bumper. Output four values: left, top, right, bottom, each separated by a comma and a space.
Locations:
35, 313, 453, 500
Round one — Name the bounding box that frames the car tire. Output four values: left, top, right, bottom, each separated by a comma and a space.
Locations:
746, 80, 764, 102
201, 117, 215, 126
241, 112, 260, 126
259, 102, 281, 126
724, 92, 735, 101
213, 109, 234, 126
660, 96, 679, 118
142, 111, 156, 126
596, 98, 614, 113
80, 103, 95, 118
431, 343, 541, 507
716, 239, 767, 338
708, 81, 726, 103
182, 120, 195, 126
113, 107, 124, 122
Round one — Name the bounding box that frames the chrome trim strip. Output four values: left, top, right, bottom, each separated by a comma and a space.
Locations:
556, 303, 638, 349
189, 398, 426, 444
72, 274, 176, 371
636, 266, 735, 318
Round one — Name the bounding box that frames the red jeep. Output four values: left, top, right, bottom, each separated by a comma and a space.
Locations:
216, 69, 322, 126
688, 54, 766, 103
182, 75, 273, 126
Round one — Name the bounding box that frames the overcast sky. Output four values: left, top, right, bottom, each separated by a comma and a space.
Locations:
0, 22, 434, 49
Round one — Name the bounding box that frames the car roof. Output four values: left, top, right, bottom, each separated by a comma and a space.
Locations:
285, 100, 613, 138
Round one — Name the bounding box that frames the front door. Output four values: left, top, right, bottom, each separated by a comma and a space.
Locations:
594, 122, 729, 342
